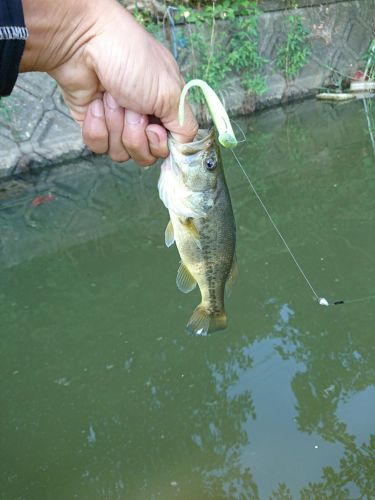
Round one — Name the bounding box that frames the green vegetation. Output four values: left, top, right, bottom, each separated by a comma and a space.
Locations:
276, 13, 311, 80
363, 39, 375, 80
121, 1, 314, 96
120, 0, 250, 8
176, 1, 267, 101
129, 1, 267, 102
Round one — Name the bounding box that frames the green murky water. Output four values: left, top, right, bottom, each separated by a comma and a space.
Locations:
1, 99, 374, 499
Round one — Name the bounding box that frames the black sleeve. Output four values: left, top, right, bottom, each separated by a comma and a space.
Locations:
0, 0, 28, 97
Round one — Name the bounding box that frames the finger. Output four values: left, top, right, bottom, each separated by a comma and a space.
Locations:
103, 92, 130, 163
145, 124, 168, 159
58, 86, 104, 126
156, 78, 198, 144
122, 110, 157, 167
167, 99, 198, 144
82, 99, 109, 154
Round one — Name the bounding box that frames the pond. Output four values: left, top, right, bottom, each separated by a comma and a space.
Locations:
0, 98, 374, 499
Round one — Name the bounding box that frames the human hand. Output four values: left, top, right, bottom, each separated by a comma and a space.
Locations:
20, 0, 198, 165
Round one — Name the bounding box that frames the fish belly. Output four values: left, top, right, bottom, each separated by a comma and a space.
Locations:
170, 199, 235, 335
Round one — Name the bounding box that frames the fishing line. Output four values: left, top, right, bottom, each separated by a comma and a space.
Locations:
231, 150, 375, 307
230, 119, 248, 144
363, 98, 375, 155
231, 149, 330, 306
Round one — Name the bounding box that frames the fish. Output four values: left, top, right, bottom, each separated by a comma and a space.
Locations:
158, 129, 237, 336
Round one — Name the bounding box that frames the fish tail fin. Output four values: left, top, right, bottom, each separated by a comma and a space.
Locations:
186, 305, 227, 336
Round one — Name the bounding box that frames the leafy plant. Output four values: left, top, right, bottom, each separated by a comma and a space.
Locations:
276, 14, 311, 80
269, 482, 293, 500
118, 1, 268, 102
363, 39, 375, 80
176, 1, 267, 102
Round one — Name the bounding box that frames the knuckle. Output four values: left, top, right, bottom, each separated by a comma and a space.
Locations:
86, 143, 108, 154
92, 130, 109, 144
149, 144, 168, 159
138, 156, 156, 168
83, 129, 108, 149
122, 132, 142, 151
111, 151, 129, 163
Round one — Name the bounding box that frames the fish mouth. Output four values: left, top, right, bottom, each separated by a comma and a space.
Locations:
168, 129, 215, 156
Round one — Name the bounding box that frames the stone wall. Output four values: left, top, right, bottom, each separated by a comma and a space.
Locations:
0, 0, 374, 177
193, 0, 375, 119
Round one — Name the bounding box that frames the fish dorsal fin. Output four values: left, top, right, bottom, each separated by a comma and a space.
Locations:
179, 217, 202, 249
176, 262, 197, 294
225, 256, 238, 298
165, 220, 175, 247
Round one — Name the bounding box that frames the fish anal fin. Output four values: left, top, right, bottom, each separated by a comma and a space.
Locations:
165, 220, 175, 247
186, 305, 227, 336
225, 256, 238, 298
176, 262, 197, 294
179, 217, 202, 249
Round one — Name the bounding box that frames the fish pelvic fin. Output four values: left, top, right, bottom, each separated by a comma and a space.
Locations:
165, 220, 175, 247
186, 305, 228, 336
176, 262, 197, 293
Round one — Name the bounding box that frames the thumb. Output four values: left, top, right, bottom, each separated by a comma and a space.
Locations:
162, 100, 198, 144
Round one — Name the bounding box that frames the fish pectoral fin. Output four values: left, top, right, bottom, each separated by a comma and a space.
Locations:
225, 256, 238, 298
179, 217, 202, 249
176, 262, 197, 294
165, 220, 175, 247
186, 305, 227, 336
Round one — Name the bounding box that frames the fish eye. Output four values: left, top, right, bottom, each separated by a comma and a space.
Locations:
204, 155, 216, 171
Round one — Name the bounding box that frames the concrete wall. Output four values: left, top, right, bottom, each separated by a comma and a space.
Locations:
191, 0, 375, 119
0, 0, 374, 177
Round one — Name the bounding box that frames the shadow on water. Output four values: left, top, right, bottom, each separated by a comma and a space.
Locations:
0, 98, 374, 499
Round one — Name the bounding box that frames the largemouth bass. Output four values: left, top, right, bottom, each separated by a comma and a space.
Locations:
158, 129, 237, 336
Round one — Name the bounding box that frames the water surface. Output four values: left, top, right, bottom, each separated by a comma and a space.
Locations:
1, 98, 374, 499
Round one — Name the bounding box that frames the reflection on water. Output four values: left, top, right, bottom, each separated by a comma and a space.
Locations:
0, 99, 374, 499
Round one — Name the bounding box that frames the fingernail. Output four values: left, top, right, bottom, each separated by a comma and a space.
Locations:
126, 110, 143, 125
146, 129, 160, 148
105, 93, 119, 110
91, 99, 104, 118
